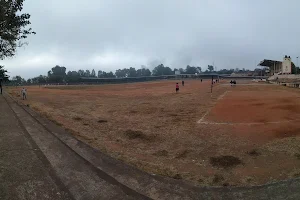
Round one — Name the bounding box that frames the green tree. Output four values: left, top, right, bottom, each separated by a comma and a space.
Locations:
128, 67, 137, 77
291, 62, 300, 74
98, 70, 103, 78
102, 71, 115, 78
27, 78, 32, 84
197, 66, 202, 73
136, 67, 151, 76
185, 65, 198, 74
152, 64, 173, 76
84, 70, 91, 77
208, 65, 214, 72
0, 0, 36, 59
11, 75, 24, 85
48, 65, 66, 83
78, 69, 84, 77
91, 69, 96, 77
0, 65, 9, 81
66, 71, 80, 83
38, 75, 47, 83
115, 68, 129, 78
178, 68, 184, 74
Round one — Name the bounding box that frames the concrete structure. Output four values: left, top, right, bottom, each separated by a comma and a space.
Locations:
174, 70, 180, 75
258, 55, 293, 75
282, 56, 292, 74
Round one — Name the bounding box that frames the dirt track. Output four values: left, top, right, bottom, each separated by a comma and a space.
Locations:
7, 80, 300, 186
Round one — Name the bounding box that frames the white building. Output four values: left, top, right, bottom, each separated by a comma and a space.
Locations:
258, 55, 293, 75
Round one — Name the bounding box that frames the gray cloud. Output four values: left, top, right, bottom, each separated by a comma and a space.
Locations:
2, 0, 300, 78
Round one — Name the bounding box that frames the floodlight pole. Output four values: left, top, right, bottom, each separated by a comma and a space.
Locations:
211, 75, 213, 93
297, 57, 299, 75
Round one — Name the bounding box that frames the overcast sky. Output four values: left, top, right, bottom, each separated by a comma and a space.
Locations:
2, 0, 300, 79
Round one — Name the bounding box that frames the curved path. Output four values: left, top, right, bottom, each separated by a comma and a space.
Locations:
1, 94, 300, 200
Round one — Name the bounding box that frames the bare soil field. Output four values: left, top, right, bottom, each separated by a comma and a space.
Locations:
7, 79, 300, 187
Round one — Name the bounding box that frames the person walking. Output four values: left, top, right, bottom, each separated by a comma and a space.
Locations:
176, 83, 179, 93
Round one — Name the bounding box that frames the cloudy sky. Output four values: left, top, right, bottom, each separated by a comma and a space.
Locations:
2, 0, 300, 78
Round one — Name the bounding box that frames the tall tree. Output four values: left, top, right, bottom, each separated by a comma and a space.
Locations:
0, 0, 36, 59
11, 75, 25, 85
197, 66, 202, 73
185, 65, 198, 74
178, 68, 184, 74
128, 67, 137, 77
152, 64, 173, 76
115, 68, 128, 78
37, 75, 47, 83
0, 65, 9, 81
208, 65, 214, 72
78, 69, 84, 77
48, 65, 66, 83
91, 69, 96, 77
84, 70, 91, 77
136, 68, 151, 76
66, 71, 80, 82
98, 70, 103, 78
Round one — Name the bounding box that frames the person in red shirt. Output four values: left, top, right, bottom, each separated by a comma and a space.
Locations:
176, 83, 179, 93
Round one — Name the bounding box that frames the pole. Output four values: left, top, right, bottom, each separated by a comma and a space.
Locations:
211, 75, 213, 93
297, 57, 298, 75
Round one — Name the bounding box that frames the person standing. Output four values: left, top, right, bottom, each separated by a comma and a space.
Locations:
0, 80, 2, 94
182, 80, 185, 86
21, 88, 27, 100
176, 83, 179, 93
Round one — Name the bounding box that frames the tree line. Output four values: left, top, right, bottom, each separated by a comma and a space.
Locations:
10, 64, 270, 85
10, 64, 210, 84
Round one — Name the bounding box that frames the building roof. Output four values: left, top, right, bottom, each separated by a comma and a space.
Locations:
258, 59, 282, 67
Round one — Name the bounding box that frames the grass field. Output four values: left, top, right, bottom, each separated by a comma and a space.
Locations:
7, 79, 300, 186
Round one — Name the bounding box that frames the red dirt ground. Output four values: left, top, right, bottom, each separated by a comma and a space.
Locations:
7, 80, 300, 186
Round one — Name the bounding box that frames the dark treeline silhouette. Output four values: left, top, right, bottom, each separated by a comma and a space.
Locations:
9, 64, 266, 85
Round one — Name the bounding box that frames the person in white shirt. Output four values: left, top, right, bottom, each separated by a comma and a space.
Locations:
21, 88, 27, 100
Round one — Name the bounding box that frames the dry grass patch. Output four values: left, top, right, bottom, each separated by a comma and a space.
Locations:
247, 149, 261, 156
210, 155, 242, 169
123, 129, 156, 142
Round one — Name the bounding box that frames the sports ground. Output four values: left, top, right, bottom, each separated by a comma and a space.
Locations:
7, 79, 300, 187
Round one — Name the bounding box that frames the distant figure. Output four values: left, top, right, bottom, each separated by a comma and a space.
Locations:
201, 79, 203, 83
176, 83, 179, 93
21, 88, 27, 100
182, 80, 185, 86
